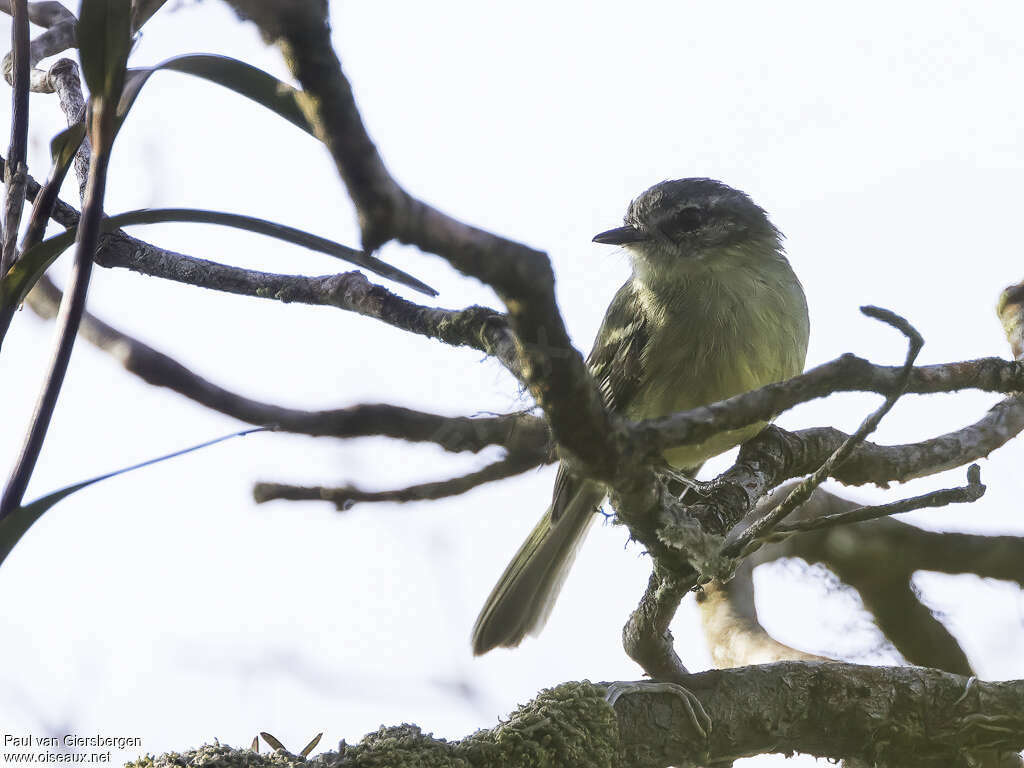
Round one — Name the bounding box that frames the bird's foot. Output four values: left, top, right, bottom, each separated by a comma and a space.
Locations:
656, 467, 719, 502
604, 680, 712, 743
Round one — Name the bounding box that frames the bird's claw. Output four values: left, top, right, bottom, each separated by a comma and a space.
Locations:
656, 467, 717, 502
604, 680, 712, 742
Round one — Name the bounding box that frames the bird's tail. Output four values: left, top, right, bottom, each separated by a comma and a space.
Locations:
471, 483, 602, 655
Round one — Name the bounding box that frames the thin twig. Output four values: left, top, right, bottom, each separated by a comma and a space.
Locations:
225, 0, 617, 484
720, 307, 923, 558
27, 276, 542, 450
766, 464, 985, 539
0, 156, 521, 373
5, 151, 1024, 494
252, 450, 544, 510
1, 0, 29, 274
0, 105, 113, 519
11, 155, 1024, 409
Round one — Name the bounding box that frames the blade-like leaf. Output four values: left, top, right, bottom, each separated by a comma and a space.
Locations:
0, 205, 436, 316
0, 427, 268, 570
259, 733, 286, 753
50, 122, 86, 170
78, 0, 132, 100
107, 208, 438, 295
299, 733, 323, 759
0, 226, 76, 311
131, 0, 167, 32
117, 54, 312, 138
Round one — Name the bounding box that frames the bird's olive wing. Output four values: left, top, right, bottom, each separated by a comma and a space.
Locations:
551, 280, 649, 521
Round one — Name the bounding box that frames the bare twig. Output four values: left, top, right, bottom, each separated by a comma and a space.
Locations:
748, 485, 977, 674
224, 0, 617, 484
10, 163, 1021, 496
721, 307, 924, 559
769, 464, 985, 538
10, 157, 1024, 452
28, 276, 541, 450
652, 400, 1022, 583
253, 449, 545, 509
1, 0, 29, 274
0, 161, 522, 371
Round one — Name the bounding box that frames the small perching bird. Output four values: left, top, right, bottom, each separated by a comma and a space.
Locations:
472, 178, 809, 656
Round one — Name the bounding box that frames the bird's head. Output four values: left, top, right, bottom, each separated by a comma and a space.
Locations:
593, 178, 782, 276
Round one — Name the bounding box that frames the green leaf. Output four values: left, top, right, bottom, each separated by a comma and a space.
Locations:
116, 54, 312, 138
131, 0, 167, 32
0, 207, 436, 313
0, 427, 268, 570
78, 0, 132, 100
50, 122, 86, 170
0, 226, 77, 311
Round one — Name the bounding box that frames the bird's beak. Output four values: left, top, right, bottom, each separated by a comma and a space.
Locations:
592, 225, 647, 245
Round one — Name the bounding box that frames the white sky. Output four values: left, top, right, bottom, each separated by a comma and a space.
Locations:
1, 1, 1023, 766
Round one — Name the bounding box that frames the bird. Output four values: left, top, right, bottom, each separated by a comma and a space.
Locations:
471, 178, 809, 656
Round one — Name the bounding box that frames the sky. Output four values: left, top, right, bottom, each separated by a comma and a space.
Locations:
1, 1, 1023, 766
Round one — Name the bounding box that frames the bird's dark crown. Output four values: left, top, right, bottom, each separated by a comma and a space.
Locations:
593, 178, 780, 255
626, 178, 778, 249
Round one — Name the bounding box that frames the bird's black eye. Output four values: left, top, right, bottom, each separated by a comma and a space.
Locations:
670, 207, 703, 233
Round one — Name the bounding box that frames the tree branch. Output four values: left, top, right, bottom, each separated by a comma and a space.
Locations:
723, 306, 924, 556
621, 565, 694, 683
252, 449, 545, 509
1, 155, 521, 372
0, 1, 76, 94
770, 463, 985, 537
32, 274, 547, 451
222, 0, 617, 485
125, 669, 1024, 767
10, 153, 1024, 479
1, 0, 29, 275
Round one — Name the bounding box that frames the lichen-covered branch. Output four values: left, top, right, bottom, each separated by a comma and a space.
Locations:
125, 668, 1024, 768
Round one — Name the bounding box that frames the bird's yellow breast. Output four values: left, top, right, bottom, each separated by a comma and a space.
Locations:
626, 254, 808, 470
